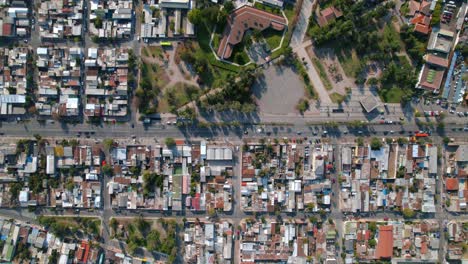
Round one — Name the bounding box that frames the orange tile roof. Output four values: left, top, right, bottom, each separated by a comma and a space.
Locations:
426, 54, 449, 68
446, 178, 459, 191
376, 225, 393, 259
414, 23, 430, 35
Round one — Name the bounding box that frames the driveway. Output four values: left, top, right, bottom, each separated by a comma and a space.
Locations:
290, 0, 314, 48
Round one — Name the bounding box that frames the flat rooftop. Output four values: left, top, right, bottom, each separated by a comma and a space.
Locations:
417, 64, 445, 91
360, 95, 380, 113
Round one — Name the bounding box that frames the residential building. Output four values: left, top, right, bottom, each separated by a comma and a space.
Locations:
89, 0, 134, 39
35, 47, 82, 117
37, 0, 84, 40
0, 48, 28, 115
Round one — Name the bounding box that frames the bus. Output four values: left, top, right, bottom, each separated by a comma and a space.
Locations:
415, 133, 429, 137
160, 41, 171, 47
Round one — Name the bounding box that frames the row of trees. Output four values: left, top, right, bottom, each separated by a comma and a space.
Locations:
200, 69, 258, 112
136, 61, 159, 115
400, 24, 428, 65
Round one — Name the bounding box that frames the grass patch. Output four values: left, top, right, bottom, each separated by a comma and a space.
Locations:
330, 92, 346, 104
144, 46, 164, 59
159, 82, 200, 113
270, 3, 297, 59
138, 59, 170, 114
262, 28, 283, 50
212, 33, 221, 51
38, 216, 101, 238
337, 49, 363, 78
311, 57, 333, 90
378, 86, 406, 103
283, 3, 295, 22
174, 165, 183, 175
296, 98, 309, 114
253, 2, 281, 14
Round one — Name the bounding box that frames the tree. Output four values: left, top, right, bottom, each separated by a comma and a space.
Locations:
9, 182, 23, 201
445, 199, 451, 208
224, 1, 235, 13
368, 239, 377, 247
33, 134, 42, 141
103, 138, 114, 151
110, 218, 118, 232
94, 17, 103, 29
296, 99, 309, 114
397, 137, 408, 145
443, 137, 450, 144
367, 77, 379, 86
402, 208, 415, 218
430, 0, 442, 26
356, 137, 364, 146
49, 249, 59, 263
66, 178, 75, 192
217, 9, 228, 30
188, 8, 203, 25
102, 164, 113, 176
150, 6, 160, 18
370, 137, 382, 150
252, 29, 262, 41
437, 121, 445, 129
165, 137, 176, 148
143, 172, 163, 196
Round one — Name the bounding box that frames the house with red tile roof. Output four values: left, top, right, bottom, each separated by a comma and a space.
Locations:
316, 6, 343, 27
446, 178, 459, 191
408, 0, 433, 35
375, 225, 393, 259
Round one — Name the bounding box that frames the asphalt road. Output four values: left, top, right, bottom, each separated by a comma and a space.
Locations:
1, 120, 466, 140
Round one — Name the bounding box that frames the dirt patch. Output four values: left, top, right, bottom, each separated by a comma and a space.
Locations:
306, 45, 355, 95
